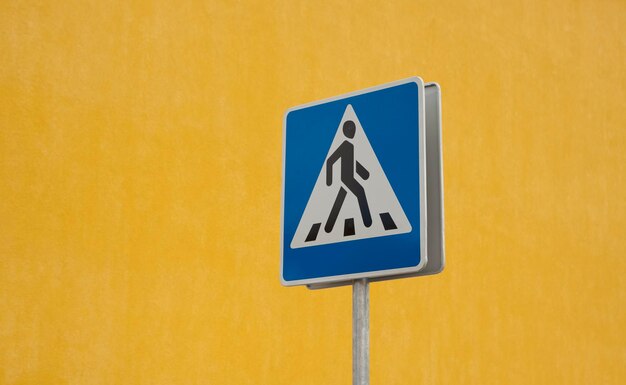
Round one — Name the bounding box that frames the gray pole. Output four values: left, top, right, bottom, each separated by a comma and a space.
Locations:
353, 278, 369, 385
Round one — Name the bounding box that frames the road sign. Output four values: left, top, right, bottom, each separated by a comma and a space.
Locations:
281, 77, 443, 286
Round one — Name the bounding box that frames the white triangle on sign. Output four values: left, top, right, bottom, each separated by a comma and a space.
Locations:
290, 104, 412, 249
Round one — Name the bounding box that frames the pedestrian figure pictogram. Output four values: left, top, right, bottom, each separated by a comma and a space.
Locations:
325, 120, 372, 233
290, 104, 412, 249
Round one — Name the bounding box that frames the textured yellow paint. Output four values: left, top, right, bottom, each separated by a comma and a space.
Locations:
1, 1, 625, 384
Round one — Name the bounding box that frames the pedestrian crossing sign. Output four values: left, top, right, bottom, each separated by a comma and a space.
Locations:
281, 78, 430, 286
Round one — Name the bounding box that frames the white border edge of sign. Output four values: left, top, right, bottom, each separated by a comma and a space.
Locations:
280, 76, 428, 287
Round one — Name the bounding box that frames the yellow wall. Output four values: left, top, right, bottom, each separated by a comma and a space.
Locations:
1, 1, 625, 384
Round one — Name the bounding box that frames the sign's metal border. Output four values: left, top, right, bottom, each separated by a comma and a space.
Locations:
280, 77, 428, 286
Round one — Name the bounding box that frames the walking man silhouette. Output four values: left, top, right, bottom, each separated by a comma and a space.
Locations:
324, 120, 373, 233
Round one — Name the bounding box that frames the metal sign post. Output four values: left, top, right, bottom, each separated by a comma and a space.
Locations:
281, 77, 444, 384
353, 279, 369, 385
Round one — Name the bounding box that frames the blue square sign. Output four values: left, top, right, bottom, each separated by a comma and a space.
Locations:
281, 78, 427, 286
